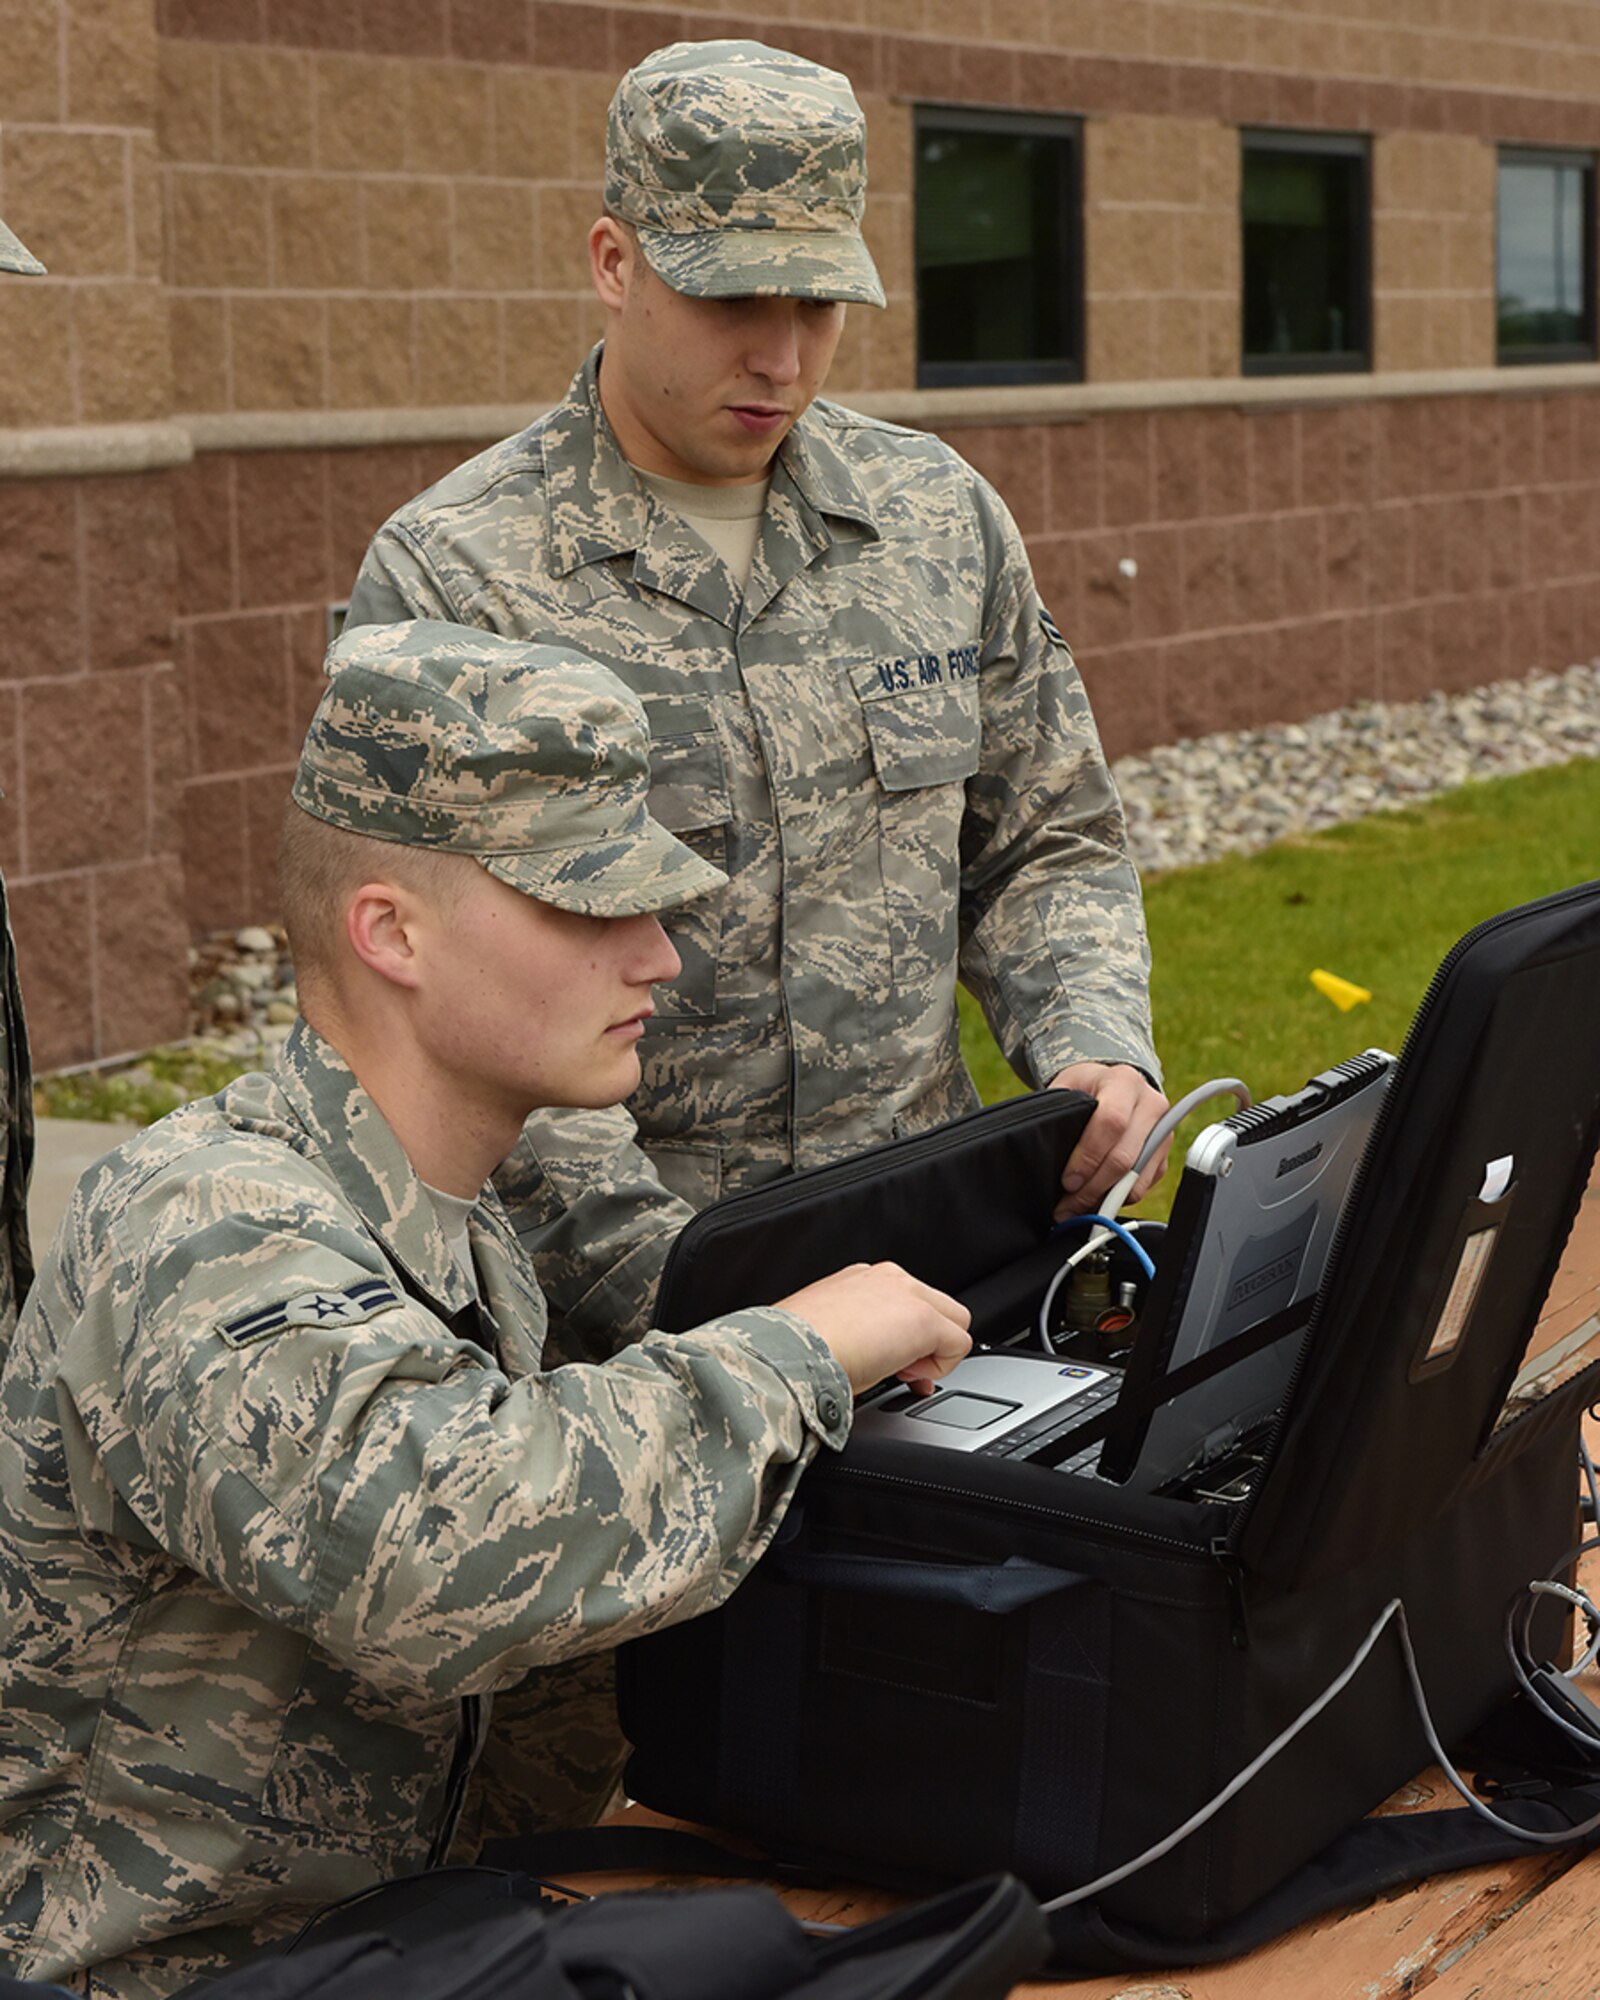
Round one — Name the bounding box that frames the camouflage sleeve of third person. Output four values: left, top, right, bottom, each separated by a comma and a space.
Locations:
956, 481, 1161, 1091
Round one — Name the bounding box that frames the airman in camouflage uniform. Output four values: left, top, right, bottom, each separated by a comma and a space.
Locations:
347, 40, 1166, 1360
0, 215, 45, 1353
0, 623, 969, 1998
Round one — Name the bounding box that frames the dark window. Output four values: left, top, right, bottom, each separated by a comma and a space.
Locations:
1497, 148, 1596, 363
1241, 130, 1370, 374
914, 108, 1082, 389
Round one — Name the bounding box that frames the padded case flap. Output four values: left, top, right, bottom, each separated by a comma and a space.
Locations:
655, 1090, 1094, 1333
1236, 877, 1600, 1588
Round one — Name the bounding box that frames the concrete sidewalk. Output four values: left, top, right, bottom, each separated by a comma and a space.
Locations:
27, 1117, 141, 1263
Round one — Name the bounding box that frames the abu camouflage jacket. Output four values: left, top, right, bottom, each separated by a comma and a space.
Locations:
347, 348, 1157, 1351
0, 871, 32, 1349
0, 1021, 847, 1998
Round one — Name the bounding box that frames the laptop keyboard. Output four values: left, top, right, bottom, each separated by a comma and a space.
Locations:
973, 1369, 1123, 1476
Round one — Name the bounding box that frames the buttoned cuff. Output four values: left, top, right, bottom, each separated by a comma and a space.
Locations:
718, 1305, 855, 1451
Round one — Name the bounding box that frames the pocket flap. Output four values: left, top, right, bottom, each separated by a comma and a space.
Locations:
849, 664, 981, 794
642, 697, 731, 833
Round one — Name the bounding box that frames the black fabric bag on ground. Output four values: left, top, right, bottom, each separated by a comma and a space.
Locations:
188, 1868, 1047, 2000
619, 879, 1600, 1971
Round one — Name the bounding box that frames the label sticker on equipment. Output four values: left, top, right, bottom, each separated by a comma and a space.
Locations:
1424, 1226, 1498, 1362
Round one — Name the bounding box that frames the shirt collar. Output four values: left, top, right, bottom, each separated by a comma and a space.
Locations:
272, 1018, 478, 1318
541, 345, 881, 579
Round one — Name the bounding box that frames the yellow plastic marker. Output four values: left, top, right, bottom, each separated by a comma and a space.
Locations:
1311, 968, 1372, 1012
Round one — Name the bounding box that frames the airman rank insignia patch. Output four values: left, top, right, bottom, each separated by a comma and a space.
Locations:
217, 1276, 403, 1347
1039, 606, 1068, 650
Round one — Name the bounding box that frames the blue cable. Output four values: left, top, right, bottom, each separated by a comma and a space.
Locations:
1050, 1212, 1157, 1279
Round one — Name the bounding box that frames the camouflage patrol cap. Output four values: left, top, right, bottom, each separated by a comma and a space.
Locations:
605, 40, 885, 308
294, 622, 725, 917
0, 217, 46, 277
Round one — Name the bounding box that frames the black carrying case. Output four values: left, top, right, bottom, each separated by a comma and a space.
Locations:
618, 881, 1600, 1954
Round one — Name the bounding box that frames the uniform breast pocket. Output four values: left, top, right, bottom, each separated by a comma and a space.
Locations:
849, 665, 981, 991
643, 697, 732, 1023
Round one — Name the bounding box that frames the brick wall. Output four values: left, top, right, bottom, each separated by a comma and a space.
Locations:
0, 0, 189, 1071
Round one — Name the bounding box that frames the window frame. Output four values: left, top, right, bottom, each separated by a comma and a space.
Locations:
1495, 144, 1598, 367
912, 103, 1085, 390
1239, 127, 1372, 378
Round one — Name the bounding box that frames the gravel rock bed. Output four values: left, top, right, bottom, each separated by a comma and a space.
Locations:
185, 662, 1600, 1052
1114, 660, 1600, 876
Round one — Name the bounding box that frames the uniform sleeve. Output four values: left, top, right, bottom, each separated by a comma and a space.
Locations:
491, 1105, 694, 1364
344, 521, 461, 629
957, 478, 1160, 1088
57, 1177, 852, 1708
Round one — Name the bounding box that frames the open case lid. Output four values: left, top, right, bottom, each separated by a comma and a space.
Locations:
1234, 877, 1600, 1591
653, 1089, 1094, 1334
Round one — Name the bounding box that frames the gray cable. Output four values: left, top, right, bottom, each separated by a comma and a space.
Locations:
1040, 1588, 1600, 1915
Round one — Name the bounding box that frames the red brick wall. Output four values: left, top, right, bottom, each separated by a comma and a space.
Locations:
0, 471, 189, 1071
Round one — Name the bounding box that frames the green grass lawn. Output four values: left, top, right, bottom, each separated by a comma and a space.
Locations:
960, 756, 1600, 1218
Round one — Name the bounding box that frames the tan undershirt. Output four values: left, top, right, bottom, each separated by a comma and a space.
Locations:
633, 466, 770, 589
422, 1179, 480, 1293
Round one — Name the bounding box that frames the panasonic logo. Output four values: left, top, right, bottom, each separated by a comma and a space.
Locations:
1276, 1140, 1323, 1178
1225, 1253, 1298, 1311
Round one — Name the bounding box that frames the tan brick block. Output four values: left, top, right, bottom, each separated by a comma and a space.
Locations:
503, 296, 586, 403
1147, 118, 1204, 208
1123, 209, 1178, 294
1374, 293, 1428, 374
217, 47, 315, 171
1202, 295, 1238, 378
862, 95, 912, 200
1455, 298, 1495, 370
1088, 115, 1151, 208
1376, 215, 1445, 293
569, 72, 615, 185
363, 176, 452, 292
158, 40, 217, 163
4, 0, 62, 123
1374, 133, 1430, 216
313, 55, 409, 173
990, 0, 1049, 40
866, 297, 915, 394
453, 181, 536, 293
822, 294, 868, 395
132, 133, 162, 282
1432, 136, 1493, 218
1197, 124, 1239, 214
1089, 295, 1155, 381
232, 294, 326, 409
1295, 15, 1345, 75
2, 128, 130, 280
327, 295, 414, 406
65, 0, 156, 127
415, 296, 499, 403
0, 283, 75, 426
537, 183, 603, 293
1100, 0, 1152, 54
1339, 19, 1384, 76
167, 168, 270, 289
1177, 210, 1231, 293
1248, 8, 1298, 68
273, 174, 362, 292
1200, 5, 1252, 66
170, 292, 229, 412
1151, 294, 1211, 382
861, 193, 911, 301
404, 63, 493, 178
75, 281, 172, 424
1153, 2, 1205, 63
1046, 0, 1103, 48
490, 66, 573, 181
868, 0, 920, 31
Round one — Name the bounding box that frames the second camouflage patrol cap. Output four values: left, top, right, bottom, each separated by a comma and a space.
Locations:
605, 40, 885, 307
294, 622, 726, 918
0, 216, 46, 276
